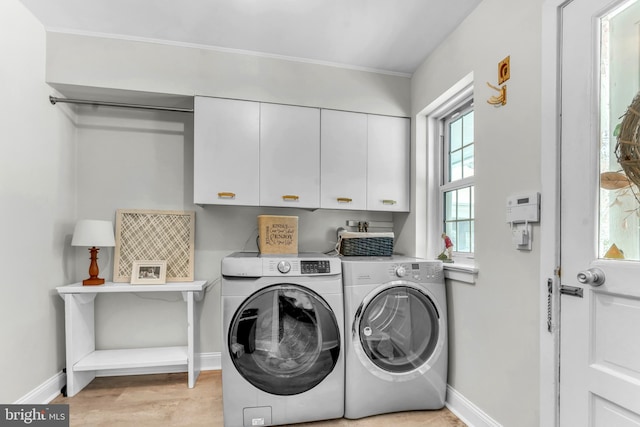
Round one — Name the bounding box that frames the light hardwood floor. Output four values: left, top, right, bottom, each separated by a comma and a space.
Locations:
51, 371, 466, 427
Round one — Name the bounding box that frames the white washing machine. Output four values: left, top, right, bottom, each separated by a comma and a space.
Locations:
341, 256, 447, 419
221, 252, 344, 427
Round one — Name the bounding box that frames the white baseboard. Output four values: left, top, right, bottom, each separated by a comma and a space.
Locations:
200, 351, 222, 370
14, 371, 66, 404
446, 385, 502, 427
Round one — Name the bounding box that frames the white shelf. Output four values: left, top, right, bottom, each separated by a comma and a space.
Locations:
57, 281, 205, 294
74, 346, 188, 371
57, 281, 205, 396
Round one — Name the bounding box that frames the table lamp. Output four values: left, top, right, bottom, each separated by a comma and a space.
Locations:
72, 219, 116, 286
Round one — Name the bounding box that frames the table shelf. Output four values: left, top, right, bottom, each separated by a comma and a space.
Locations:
74, 346, 189, 371
57, 281, 206, 396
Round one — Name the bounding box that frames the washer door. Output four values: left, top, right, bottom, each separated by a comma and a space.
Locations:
356, 285, 440, 374
228, 284, 340, 396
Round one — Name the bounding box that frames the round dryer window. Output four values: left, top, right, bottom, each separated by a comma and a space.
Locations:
357, 286, 439, 373
228, 284, 341, 396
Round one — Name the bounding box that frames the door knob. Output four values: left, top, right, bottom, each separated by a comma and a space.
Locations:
576, 267, 605, 286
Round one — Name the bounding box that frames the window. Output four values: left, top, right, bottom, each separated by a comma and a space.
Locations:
441, 100, 474, 255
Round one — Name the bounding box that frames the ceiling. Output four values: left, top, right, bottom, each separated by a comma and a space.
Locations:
18, 0, 481, 76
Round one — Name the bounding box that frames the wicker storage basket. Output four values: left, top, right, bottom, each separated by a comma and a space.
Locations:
339, 231, 394, 256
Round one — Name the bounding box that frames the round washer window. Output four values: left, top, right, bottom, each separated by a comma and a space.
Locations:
228, 284, 340, 396
358, 286, 439, 373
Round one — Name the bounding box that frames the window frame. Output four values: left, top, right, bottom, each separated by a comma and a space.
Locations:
439, 98, 475, 258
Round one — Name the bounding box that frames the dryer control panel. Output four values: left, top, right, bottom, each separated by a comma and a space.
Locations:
341, 257, 444, 285
388, 262, 444, 282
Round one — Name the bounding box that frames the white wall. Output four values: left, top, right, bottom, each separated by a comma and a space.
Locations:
44, 37, 408, 356
45, 33, 411, 118
403, 0, 544, 426
0, 0, 77, 403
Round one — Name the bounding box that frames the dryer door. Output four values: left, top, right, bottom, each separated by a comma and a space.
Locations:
356, 285, 440, 374
228, 284, 340, 395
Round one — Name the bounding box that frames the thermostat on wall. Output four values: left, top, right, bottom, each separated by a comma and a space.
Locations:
506, 192, 540, 224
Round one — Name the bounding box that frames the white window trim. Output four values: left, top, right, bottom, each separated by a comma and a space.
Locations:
439, 98, 475, 259
443, 261, 478, 284
441, 100, 474, 186
422, 76, 477, 283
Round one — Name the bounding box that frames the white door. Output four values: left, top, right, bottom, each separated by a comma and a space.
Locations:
193, 97, 260, 205
260, 103, 320, 209
320, 109, 368, 210
560, 0, 640, 425
367, 115, 410, 212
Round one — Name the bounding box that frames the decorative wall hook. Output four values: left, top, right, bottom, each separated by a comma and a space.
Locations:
487, 82, 507, 106
487, 55, 510, 107
498, 56, 510, 85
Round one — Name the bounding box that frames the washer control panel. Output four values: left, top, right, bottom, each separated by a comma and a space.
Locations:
275, 260, 331, 274
277, 261, 291, 274
222, 252, 341, 277
263, 257, 338, 276
301, 260, 331, 274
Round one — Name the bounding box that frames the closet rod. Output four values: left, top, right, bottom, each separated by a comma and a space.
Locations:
49, 96, 194, 113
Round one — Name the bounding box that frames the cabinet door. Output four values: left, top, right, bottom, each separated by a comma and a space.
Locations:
260, 103, 320, 208
367, 115, 410, 212
193, 97, 260, 205
320, 110, 368, 210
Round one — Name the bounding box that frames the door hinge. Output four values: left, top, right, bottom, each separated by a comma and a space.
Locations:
559, 285, 583, 298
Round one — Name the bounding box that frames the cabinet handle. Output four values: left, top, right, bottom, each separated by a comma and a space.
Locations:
382, 199, 397, 205
218, 192, 236, 199
337, 197, 353, 203
282, 195, 300, 201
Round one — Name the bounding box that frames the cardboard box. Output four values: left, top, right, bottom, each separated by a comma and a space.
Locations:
258, 215, 299, 254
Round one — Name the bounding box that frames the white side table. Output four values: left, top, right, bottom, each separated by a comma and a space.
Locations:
57, 281, 206, 397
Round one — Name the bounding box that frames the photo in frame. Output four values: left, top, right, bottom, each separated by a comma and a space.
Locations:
130, 260, 167, 284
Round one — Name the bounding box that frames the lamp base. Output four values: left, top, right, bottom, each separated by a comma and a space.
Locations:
83, 246, 105, 286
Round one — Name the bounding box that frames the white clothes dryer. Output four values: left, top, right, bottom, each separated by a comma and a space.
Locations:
221, 252, 344, 427
341, 256, 447, 419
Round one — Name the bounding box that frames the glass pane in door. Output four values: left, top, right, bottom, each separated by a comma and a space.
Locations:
599, 0, 640, 260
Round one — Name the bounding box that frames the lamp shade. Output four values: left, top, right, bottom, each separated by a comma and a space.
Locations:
71, 220, 116, 247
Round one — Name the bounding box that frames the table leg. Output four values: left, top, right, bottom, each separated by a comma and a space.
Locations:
64, 293, 97, 397
187, 291, 202, 388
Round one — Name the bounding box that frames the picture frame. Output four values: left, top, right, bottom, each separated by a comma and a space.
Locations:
113, 209, 195, 282
130, 260, 167, 285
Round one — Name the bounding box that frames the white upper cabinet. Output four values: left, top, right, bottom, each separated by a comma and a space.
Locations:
193, 97, 409, 212
367, 115, 410, 212
193, 97, 260, 205
320, 110, 368, 210
259, 103, 321, 209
